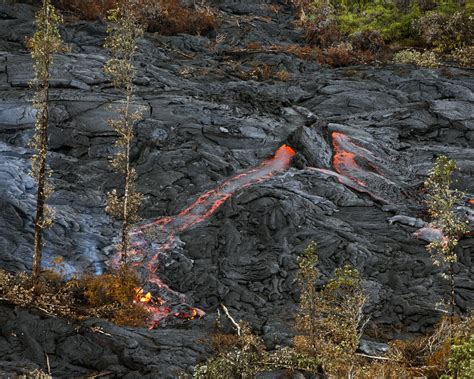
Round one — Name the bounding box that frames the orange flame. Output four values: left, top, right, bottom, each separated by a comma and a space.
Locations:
134, 288, 153, 304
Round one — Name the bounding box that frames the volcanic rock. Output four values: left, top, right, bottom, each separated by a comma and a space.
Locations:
0, 0, 473, 377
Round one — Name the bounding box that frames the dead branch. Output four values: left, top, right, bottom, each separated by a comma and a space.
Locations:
221, 303, 241, 336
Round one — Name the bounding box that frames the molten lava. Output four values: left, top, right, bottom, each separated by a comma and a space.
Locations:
331, 132, 371, 187
312, 131, 397, 204
124, 144, 296, 327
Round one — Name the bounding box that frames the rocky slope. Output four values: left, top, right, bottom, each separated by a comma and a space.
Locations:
0, 1, 473, 377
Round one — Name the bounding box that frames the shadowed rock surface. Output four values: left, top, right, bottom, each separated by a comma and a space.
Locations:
0, 1, 473, 377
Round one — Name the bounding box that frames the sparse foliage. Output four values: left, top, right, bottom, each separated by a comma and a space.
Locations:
28, 0, 63, 285
294, 242, 367, 377
104, 1, 145, 262
424, 156, 468, 317
372, 314, 474, 378
393, 49, 439, 67
0, 267, 149, 327
446, 333, 474, 379
452, 45, 474, 67
194, 321, 268, 379
194, 243, 367, 378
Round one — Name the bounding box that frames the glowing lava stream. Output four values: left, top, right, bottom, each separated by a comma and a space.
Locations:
128, 145, 296, 327
312, 131, 393, 203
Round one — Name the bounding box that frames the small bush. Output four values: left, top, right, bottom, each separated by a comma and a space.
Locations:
18, 369, 52, 379
194, 323, 268, 379
417, 11, 474, 52
81, 267, 140, 307
112, 302, 150, 327
452, 45, 474, 67
240, 64, 290, 82
148, 0, 216, 36
275, 69, 289, 81
350, 29, 385, 52
447, 334, 474, 379
294, 242, 367, 377
319, 42, 375, 67
53, 0, 119, 20
393, 49, 439, 67
246, 41, 261, 50
304, 4, 341, 47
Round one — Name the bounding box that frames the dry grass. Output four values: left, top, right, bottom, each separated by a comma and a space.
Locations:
355, 315, 474, 378
53, 0, 124, 20
0, 267, 150, 327
53, 0, 217, 36
150, 0, 216, 36
318, 43, 375, 67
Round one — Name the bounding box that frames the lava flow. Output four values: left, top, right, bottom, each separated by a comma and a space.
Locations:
313, 131, 396, 203
127, 144, 296, 327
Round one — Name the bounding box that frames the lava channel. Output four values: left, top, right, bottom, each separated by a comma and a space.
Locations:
313, 131, 393, 203
125, 144, 296, 327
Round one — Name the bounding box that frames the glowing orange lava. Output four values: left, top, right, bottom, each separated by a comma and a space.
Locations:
123, 144, 296, 328
332, 132, 367, 187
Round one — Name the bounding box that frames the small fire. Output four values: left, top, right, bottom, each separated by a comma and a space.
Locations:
174, 307, 199, 320
134, 288, 153, 304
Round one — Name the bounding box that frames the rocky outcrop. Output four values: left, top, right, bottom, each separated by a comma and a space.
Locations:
0, 1, 473, 377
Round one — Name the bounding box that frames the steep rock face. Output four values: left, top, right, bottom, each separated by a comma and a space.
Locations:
0, 1, 473, 377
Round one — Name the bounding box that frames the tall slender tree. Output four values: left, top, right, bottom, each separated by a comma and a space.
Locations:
104, 0, 144, 264
28, 0, 63, 285
424, 155, 468, 319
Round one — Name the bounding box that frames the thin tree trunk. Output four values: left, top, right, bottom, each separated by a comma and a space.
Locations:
121, 91, 132, 264
449, 260, 456, 331
32, 89, 49, 285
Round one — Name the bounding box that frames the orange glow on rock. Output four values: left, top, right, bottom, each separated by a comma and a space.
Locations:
331, 132, 367, 187
274, 144, 296, 159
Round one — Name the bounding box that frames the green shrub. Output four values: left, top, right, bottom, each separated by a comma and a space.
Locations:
299, 0, 473, 46
294, 242, 367, 377
336, 0, 421, 42
452, 45, 474, 67
446, 334, 474, 379
194, 323, 268, 379
393, 49, 439, 67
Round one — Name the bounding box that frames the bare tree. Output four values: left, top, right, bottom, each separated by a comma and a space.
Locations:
104, 0, 144, 264
28, 0, 63, 285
